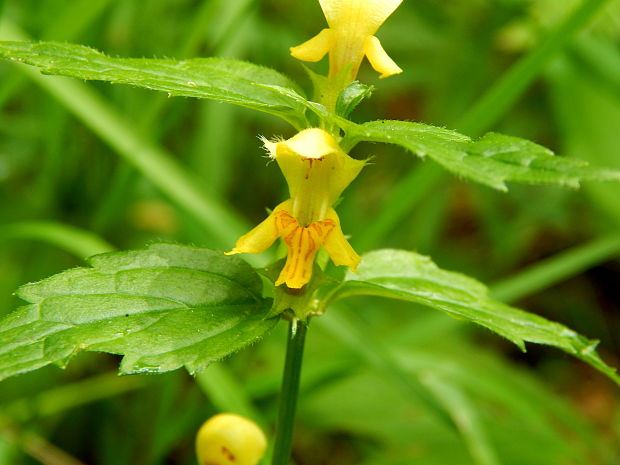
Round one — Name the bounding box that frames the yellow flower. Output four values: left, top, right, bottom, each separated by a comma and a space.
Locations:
227, 128, 364, 289
196, 413, 266, 465
290, 0, 404, 79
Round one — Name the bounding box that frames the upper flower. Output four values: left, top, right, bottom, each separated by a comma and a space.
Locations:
290, 0, 404, 80
227, 129, 365, 289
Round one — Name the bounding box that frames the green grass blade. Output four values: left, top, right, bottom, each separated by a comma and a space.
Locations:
0, 22, 249, 249
0, 0, 113, 108
3, 372, 145, 421
458, 0, 611, 136
353, 163, 443, 251
42, 0, 113, 41
421, 374, 500, 465
491, 235, 620, 303
317, 306, 455, 429
0, 222, 115, 258
195, 363, 265, 425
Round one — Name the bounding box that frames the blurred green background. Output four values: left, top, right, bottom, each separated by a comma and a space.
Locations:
1, 0, 619, 464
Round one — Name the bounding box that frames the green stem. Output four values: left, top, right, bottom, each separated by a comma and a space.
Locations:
271, 319, 307, 465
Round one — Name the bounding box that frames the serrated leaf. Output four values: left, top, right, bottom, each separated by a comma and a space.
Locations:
0, 41, 309, 128
340, 120, 620, 191
0, 244, 277, 381
326, 249, 619, 385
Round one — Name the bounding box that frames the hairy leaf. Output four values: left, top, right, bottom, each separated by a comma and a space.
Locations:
0, 244, 277, 381
340, 120, 620, 191
0, 41, 308, 128
326, 249, 619, 385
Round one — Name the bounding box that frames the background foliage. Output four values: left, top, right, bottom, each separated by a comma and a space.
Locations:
0, 0, 619, 464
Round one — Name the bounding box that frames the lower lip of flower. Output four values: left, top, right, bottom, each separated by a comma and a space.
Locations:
274, 210, 336, 288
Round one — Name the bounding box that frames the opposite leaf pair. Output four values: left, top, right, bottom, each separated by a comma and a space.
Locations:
1, 244, 617, 387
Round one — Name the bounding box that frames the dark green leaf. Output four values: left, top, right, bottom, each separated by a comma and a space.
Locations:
0, 41, 309, 128
0, 244, 277, 381
340, 120, 620, 190
326, 249, 619, 385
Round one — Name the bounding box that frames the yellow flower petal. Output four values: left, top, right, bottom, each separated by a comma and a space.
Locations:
274, 210, 336, 288
364, 35, 403, 78
226, 201, 291, 255
322, 208, 361, 272
266, 128, 365, 226
291, 0, 404, 79
319, 0, 404, 36
278, 127, 339, 160
196, 414, 266, 465
290, 28, 334, 62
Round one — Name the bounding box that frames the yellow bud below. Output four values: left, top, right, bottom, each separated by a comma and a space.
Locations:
196, 414, 267, 465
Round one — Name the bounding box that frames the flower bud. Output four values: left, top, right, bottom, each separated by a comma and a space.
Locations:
196, 414, 267, 465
